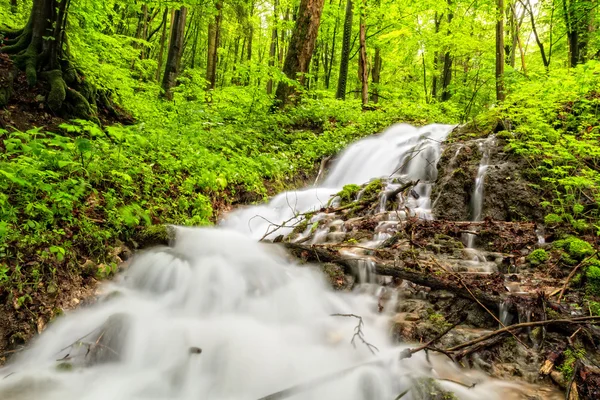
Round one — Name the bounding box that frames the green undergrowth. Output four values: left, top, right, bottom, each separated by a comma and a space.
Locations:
0, 93, 453, 298
482, 61, 600, 236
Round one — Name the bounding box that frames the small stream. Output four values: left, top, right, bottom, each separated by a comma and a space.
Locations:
0, 124, 558, 400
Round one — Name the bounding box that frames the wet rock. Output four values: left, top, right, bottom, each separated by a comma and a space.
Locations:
432, 134, 544, 223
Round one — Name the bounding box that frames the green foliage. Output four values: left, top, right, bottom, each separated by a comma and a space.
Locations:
494, 62, 600, 233
557, 347, 586, 381
527, 249, 548, 266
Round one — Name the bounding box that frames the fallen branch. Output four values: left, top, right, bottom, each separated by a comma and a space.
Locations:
429, 256, 530, 350
445, 316, 600, 353
283, 242, 505, 311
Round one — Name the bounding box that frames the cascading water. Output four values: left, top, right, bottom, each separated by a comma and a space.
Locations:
224, 124, 452, 240
465, 136, 496, 249
0, 125, 544, 400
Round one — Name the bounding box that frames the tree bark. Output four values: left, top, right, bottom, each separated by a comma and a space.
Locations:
370, 0, 382, 103
267, 0, 279, 94
161, 6, 187, 100
495, 0, 506, 101
563, 0, 592, 67
523, 0, 549, 69
441, 0, 453, 102
274, 0, 326, 107
431, 12, 443, 100
206, 0, 224, 90
156, 8, 170, 82
371, 48, 381, 103
358, 1, 368, 107
336, 0, 353, 99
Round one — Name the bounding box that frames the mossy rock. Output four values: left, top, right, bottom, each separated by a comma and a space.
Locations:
554, 236, 594, 264
527, 249, 549, 266
134, 224, 175, 248
362, 178, 383, 198
336, 184, 361, 205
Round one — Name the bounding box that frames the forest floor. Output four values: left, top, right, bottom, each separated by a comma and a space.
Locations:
278, 176, 600, 399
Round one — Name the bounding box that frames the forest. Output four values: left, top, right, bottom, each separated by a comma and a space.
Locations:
1, 0, 600, 398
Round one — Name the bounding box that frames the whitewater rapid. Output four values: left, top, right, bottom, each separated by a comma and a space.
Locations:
0, 124, 537, 400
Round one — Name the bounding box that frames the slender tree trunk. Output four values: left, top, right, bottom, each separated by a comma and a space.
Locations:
441, 0, 453, 102
371, 48, 381, 103
336, 0, 353, 99
267, 0, 279, 94
370, 0, 381, 103
161, 6, 187, 100
326, 0, 343, 90
279, 8, 290, 64
156, 8, 170, 82
140, 5, 149, 59
524, 0, 549, 69
191, 16, 201, 69
247, 2, 254, 62
275, 0, 326, 106
431, 12, 443, 100
358, 1, 368, 107
206, 0, 223, 89
496, 0, 506, 101
563, 0, 592, 67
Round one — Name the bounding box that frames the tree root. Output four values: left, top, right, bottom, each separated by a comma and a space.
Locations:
41, 70, 66, 111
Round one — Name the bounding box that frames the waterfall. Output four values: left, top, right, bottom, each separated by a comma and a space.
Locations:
0, 125, 532, 400
223, 124, 453, 240
465, 136, 495, 249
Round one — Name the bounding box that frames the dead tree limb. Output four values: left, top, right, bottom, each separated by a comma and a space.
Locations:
331, 313, 379, 354
445, 316, 600, 353
283, 243, 505, 312
557, 251, 599, 303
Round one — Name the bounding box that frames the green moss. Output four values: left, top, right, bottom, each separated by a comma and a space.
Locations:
527, 249, 549, 266
586, 262, 600, 296
362, 178, 383, 198
136, 225, 173, 248
554, 236, 594, 262
557, 347, 586, 381
336, 184, 361, 204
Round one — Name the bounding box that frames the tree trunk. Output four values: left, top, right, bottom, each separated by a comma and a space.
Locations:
1, 0, 102, 120
563, 0, 592, 67
441, 0, 453, 102
358, 2, 368, 107
496, 0, 506, 101
371, 48, 381, 103
156, 8, 170, 82
325, 0, 343, 90
336, 0, 353, 99
431, 12, 443, 100
140, 5, 149, 60
274, 0, 326, 107
206, 0, 223, 89
161, 6, 187, 100
524, 0, 549, 69
267, 0, 279, 94
190, 15, 201, 69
